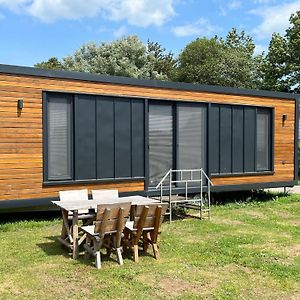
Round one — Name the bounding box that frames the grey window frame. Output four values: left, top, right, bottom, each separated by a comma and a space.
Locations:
43, 92, 74, 182
210, 104, 274, 177
43, 92, 145, 185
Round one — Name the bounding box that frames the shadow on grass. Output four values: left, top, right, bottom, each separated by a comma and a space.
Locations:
37, 235, 71, 258
0, 211, 60, 224
36, 235, 155, 267
211, 190, 289, 205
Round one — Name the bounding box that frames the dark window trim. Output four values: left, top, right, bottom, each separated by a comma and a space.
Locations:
42, 91, 47, 183
211, 171, 274, 178
43, 177, 145, 186
43, 91, 146, 185
294, 97, 299, 181
44, 90, 278, 186
207, 105, 274, 176
43, 92, 74, 182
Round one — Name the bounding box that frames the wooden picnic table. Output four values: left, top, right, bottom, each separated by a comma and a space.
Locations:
52, 195, 159, 259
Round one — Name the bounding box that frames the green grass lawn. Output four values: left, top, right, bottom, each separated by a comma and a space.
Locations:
0, 194, 300, 299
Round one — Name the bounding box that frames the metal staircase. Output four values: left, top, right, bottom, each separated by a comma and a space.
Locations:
155, 169, 213, 222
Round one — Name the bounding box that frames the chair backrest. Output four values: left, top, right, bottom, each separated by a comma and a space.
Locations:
92, 189, 119, 202
59, 189, 89, 201
94, 202, 131, 236
133, 204, 168, 231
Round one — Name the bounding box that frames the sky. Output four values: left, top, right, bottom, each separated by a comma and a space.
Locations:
0, 0, 299, 67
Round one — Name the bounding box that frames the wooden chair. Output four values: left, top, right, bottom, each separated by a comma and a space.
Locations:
81, 202, 131, 269
91, 189, 119, 202
124, 203, 168, 262
58, 189, 94, 252
59, 189, 91, 217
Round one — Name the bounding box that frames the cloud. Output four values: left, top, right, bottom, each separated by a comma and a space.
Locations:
0, 0, 176, 26
219, 0, 242, 16
108, 0, 175, 27
172, 18, 221, 37
252, 0, 300, 39
113, 25, 128, 38
227, 0, 242, 10
254, 44, 268, 55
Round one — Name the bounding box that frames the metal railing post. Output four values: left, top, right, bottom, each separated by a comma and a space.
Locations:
200, 170, 203, 219
169, 170, 172, 223
208, 181, 211, 220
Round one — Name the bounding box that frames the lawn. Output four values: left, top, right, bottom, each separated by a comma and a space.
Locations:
0, 194, 300, 299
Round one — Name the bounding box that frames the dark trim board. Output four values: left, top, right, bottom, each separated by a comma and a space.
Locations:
0, 63, 299, 101
294, 98, 299, 182
0, 190, 146, 213
0, 180, 296, 213
146, 180, 297, 196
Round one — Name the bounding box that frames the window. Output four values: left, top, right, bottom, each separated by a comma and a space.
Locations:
256, 108, 271, 171
209, 104, 273, 175
47, 94, 72, 180
44, 93, 145, 183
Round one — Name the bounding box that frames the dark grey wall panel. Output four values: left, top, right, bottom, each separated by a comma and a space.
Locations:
244, 107, 256, 172
131, 100, 145, 177
74, 95, 96, 180
220, 105, 232, 173
96, 97, 115, 179
232, 106, 244, 173
209, 104, 220, 174
115, 98, 132, 178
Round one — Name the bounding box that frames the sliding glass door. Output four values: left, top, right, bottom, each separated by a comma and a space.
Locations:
148, 103, 173, 187
148, 101, 207, 188
177, 103, 207, 184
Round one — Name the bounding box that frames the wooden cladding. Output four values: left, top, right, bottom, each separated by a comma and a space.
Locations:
0, 72, 296, 202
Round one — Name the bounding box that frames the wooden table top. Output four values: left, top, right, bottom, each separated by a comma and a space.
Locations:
52, 195, 160, 211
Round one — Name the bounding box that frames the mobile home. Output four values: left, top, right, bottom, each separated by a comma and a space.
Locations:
0, 64, 298, 211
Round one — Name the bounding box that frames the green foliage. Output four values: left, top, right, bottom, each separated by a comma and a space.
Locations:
34, 13, 300, 93
262, 11, 300, 93
35, 36, 176, 80
176, 29, 261, 89
34, 57, 64, 70
146, 40, 177, 80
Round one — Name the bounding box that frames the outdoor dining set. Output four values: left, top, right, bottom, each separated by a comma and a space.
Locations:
52, 189, 168, 269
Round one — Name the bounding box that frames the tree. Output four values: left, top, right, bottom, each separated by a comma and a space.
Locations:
35, 36, 175, 80
34, 57, 64, 70
177, 37, 223, 84
176, 29, 261, 89
146, 40, 177, 80
262, 11, 300, 93
261, 33, 288, 92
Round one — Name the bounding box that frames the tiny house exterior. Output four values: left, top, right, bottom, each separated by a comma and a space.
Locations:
0, 64, 298, 211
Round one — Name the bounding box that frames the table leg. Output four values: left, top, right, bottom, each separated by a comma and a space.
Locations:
72, 210, 79, 259
60, 209, 68, 240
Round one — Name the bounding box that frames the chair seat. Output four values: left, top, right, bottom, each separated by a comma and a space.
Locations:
82, 225, 118, 236
125, 221, 154, 232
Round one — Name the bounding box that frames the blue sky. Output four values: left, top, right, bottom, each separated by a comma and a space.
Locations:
0, 0, 299, 67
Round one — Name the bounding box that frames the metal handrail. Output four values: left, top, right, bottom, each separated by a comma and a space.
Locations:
155, 169, 172, 189
154, 168, 213, 222
155, 168, 213, 189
